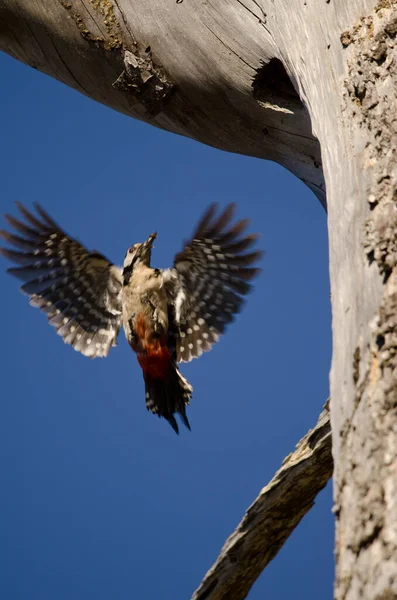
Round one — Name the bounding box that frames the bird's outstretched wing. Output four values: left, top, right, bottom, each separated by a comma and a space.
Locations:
164, 203, 263, 363
0, 202, 123, 358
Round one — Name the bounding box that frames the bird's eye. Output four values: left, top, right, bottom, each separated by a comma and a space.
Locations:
128, 247, 134, 254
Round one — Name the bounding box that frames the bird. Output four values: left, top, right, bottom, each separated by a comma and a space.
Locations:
0, 202, 262, 433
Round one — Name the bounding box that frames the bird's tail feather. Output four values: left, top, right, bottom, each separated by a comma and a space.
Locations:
144, 364, 192, 434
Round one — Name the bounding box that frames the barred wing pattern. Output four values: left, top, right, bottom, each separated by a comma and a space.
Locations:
165, 203, 262, 363
0, 203, 123, 358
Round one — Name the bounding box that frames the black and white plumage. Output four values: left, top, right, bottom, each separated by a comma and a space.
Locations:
0, 202, 122, 358
1, 202, 262, 432
164, 203, 262, 362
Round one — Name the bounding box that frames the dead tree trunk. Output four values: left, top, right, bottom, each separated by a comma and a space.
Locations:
1, 1, 396, 598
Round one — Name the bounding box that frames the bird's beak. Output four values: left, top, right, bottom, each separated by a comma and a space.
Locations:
145, 232, 157, 248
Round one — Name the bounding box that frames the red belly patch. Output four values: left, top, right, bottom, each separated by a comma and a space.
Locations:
133, 313, 171, 380
137, 345, 171, 380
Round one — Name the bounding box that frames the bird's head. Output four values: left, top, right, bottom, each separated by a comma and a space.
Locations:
123, 232, 157, 271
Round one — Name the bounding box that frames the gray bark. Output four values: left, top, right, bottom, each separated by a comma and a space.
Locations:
0, 0, 324, 205
1, 0, 397, 598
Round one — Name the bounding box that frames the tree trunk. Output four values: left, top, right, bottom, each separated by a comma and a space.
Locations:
1, 0, 396, 597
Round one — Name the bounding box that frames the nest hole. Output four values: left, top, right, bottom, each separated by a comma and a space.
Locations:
252, 58, 303, 113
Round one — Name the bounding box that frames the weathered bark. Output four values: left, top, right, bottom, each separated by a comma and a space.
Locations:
192, 402, 332, 600
0, 0, 325, 205
1, 1, 397, 598
333, 6, 397, 599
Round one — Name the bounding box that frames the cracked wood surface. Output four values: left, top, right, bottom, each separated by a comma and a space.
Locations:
0, 0, 324, 204
191, 402, 332, 600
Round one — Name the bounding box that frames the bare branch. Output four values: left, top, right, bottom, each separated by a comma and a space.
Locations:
0, 0, 325, 206
191, 401, 332, 600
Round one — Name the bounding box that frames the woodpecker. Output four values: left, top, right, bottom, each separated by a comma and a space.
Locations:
0, 202, 262, 433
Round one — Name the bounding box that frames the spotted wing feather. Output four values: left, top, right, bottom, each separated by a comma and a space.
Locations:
165, 203, 263, 363
0, 202, 123, 358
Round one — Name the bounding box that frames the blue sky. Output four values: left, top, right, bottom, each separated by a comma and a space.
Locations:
0, 51, 333, 599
